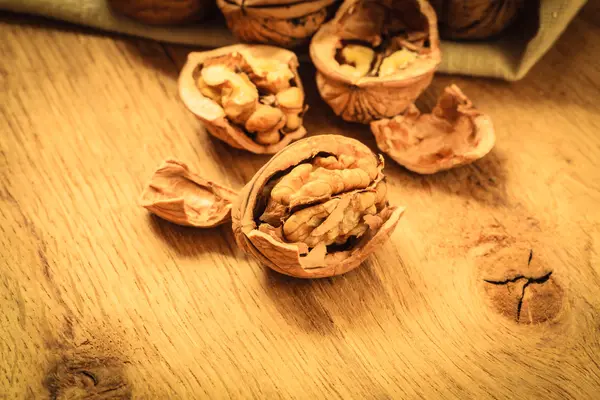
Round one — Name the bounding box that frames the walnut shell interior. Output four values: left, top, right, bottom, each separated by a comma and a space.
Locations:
370, 85, 496, 174
217, 0, 341, 48
140, 159, 238, 227
179, 44, 308, 154
310, 0, 441, 123
233, 135, 404, 278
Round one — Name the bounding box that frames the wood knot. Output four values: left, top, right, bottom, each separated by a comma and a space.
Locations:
479, 246, 564, 324
43, 344, 131, 399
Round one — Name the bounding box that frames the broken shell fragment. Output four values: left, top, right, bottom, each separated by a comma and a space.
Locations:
140, 159, 238, 227
179, 44, 308, 154
232, 135, 405, 278
310, 0, 442, 123
370, 85, 496, 174
217, 0, 341, 48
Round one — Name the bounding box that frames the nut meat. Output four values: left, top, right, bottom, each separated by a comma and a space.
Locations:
108, 0, 212, 25
179, 44, 308, 154
310, 0, 441, 123
140, 159, 237, 227
217, 0, 341, 48
370, 85, 496, 174
233, 135, 404, 278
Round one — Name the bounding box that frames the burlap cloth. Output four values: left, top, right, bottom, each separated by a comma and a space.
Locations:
0, 0, 586, 81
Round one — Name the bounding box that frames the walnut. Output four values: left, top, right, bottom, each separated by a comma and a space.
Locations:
140, 159, 237, 227
310, 0, 441, 123
233, 135, 404, 278
429, 0, 525, 40
141, 136, 404, 278
370, 85, 495, 174
178, 44, 308, 154
108, 0, 213, 25
216, 0, 341, 48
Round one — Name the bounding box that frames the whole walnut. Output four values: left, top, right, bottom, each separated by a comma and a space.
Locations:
108, 0, 214, 25
217, 0, 341, 48
310, 0, 442, 124
141, 136, 405, 278
178, 44, 308, 154
429, 0, 525, 40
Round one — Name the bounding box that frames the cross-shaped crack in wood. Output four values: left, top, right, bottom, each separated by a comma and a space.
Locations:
483, 250, 563, 324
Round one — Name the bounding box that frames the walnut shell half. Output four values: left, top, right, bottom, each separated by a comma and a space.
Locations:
310, 0, 441, 124
370, 85, 496, 174
108, 0, 212, 25
140, 159, 237, 227
179, 44, 308, 154
232, 135, 405, 278
217, 0, 341, 48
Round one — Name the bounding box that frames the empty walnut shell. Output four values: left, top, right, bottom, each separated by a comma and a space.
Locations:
140, 159, 237, 227
108, 0, 213, 25
310, 0, 441, 124
179, 44, 308, 154
217, 0, 341, 48
370, 85, 495, 174
429, 0, 525, 40
232, 135, 405, 278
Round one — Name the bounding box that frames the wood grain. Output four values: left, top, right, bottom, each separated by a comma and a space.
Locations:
1, 5, 600, 399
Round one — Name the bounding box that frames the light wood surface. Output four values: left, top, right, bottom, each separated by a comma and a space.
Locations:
1, 5, 600, 399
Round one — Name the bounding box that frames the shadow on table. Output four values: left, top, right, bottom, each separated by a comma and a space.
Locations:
261, 257, 400, 334
201, 133, 273, 185
117, 39, 183, 79
147, 214, 237, 258
387, 148, 510, 208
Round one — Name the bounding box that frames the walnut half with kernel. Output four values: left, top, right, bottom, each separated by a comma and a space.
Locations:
310, 0, 441, 123
179, 44, 308, 154
233, 135, 404, 278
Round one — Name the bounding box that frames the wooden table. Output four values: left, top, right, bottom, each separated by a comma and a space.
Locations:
1, 4, 599, 399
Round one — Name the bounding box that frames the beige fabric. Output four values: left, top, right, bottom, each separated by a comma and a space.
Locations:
0, 0, 586, 81
440, 0, 587, 80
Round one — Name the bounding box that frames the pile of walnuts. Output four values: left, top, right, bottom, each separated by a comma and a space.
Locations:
137, 0, 503, 278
